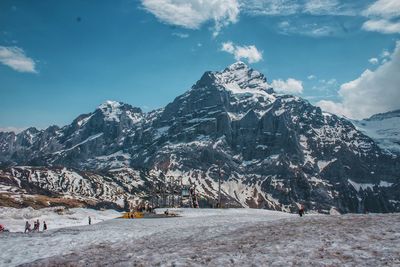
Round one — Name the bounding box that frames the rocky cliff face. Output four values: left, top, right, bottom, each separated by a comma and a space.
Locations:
1, 62, 399, 213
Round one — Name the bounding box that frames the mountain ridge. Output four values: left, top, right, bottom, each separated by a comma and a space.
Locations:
1, 62, 399, 213
352, 108, 400, 155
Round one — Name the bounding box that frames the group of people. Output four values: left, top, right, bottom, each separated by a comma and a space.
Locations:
138, 205, 154, 213
25, 219, 47, 233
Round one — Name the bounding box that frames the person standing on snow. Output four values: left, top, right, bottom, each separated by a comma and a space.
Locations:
25, 221, 31, 233
36, 219, 40, 232
298, 204, 305, 217
88, 216, 91, 225
43, 221, 47, 231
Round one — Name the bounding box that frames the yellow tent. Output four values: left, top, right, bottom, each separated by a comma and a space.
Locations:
121, 211, 144, 219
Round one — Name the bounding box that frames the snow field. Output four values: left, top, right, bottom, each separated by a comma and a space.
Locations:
28, 213, 400, 267
0, 206, 121, 233
0, 208, 293, 266
1, 208, 399, 267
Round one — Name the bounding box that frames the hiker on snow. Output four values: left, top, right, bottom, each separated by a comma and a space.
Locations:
88, 216, 91, 225
43, 221, 47, 231
33, 220, 40, 232
298, 204, 305, 217
25, 221, 31, 233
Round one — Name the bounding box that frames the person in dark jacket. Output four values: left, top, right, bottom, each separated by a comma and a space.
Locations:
298, 204, 305, 217
25, 221, 31, 233
43, 221, 47, 231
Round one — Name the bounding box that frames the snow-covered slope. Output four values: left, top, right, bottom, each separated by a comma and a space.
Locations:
0, 206, 121, 232
352, 109, 400, 154
1, 209, 399, 266
0, 62, 399, 214
0, 208, 293, 266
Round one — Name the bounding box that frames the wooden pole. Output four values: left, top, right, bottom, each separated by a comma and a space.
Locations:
218, 168, 221, 208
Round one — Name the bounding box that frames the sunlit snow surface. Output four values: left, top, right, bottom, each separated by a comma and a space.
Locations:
1, 208, 400, 266
0, 207, 121, 233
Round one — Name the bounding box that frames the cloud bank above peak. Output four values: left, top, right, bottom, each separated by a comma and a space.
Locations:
221, 42, 263, 63
271, 78, 303, 94
141, 0, 239, 36
317, 41, 400, 119
140, 0, 400, 37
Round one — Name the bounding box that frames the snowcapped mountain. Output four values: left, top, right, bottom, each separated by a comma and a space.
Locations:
1, 62, 399, 213
352, 109, 400, 155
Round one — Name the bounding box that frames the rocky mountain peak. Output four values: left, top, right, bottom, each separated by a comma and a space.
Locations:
98, 100, 123, 115
226, 61, 248, 71
214, 62, 273, 95
96, 100, 142, 123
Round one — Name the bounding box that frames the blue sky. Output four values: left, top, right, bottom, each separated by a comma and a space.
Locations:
1, 0, 400, 130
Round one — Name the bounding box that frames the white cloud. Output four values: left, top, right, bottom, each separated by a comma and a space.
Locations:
316, 41, 400, 119
140, 0, 366, 37
307, 25, 335, 36
381, 49, 390, 58
307, 74, 316, 80
141, 0, 239, 36
362, 19, 400, 34
325, 78, 337, 85
242, 0, 358, 16
221, 41, 263, 63
362, 0, 400, 34
279, 21, 290, 28
241, 0, 300, 16
277, 20, 337, 37
304, 0, 340, 15
271, 78, 303, 94
0, 46, 37, 73
369, 57, 379, 64
0, 126, 26, 133
172, 32, 189, 38
363, 0, 400, 19
316, 100, 349, 117
221, 42, 235, 53
310, 78, 339, 99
